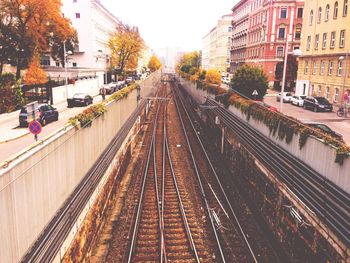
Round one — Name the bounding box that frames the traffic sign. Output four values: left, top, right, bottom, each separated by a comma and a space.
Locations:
28, 120, 42, 135
252, 90, 258, 96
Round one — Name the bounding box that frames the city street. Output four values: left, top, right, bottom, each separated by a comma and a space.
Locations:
264, 93, 350, 145
0, 94, 107, 164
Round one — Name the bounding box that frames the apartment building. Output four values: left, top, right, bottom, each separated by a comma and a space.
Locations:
230, 0, 250, 72
230, 0, 304, 86
201, 14, 233, 75
295, 0, 350, 104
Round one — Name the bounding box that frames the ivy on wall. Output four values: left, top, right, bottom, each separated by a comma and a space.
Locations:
187, 77, 350, 165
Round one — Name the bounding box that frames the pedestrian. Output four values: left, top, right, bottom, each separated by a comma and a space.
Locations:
101, 86, 106, 101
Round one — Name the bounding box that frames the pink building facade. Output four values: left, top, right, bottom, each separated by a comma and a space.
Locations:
231, 0, 304, 85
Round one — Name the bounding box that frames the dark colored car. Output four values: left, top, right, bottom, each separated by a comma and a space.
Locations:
303, 96, 333, 112
304, 122, 343, 141
100, 84, 114, 95
19, 104, 59, 127
67, 93, 93, 108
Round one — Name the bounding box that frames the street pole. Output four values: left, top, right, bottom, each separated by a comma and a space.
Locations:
341, 51, 348, 117
280, 9, 295, 113
63, 41, 69, 99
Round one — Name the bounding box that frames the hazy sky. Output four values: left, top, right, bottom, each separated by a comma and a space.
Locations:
100, 0, 235, 51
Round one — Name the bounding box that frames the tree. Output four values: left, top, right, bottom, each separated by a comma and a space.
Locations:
176, 51, 200, 75
0, 73, 24, 113
148, 55, 162, 72
24, 53, 47, 85
274, 54, 298, 91
0, 0, 77, 79
205, 69, 222, 85
109, 21, 144, 75
231, 64, 268, 100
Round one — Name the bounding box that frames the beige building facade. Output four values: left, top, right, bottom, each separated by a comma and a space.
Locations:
201, 14, 233, 75
296, 0, 350, 105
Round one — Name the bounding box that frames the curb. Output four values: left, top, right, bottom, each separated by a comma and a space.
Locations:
0, 131, 30, 144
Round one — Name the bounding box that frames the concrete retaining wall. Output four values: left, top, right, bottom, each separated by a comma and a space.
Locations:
178, 77, 350, 194
0, 72, 159, 263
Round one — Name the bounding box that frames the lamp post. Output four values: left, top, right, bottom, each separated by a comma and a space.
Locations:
63, 42, 73, 99
339, 51, 349, 116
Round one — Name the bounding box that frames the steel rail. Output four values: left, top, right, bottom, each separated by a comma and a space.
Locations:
161, 96, 167, 263
163, 100, 201, 263
127, 97, 163, 263
206, 99, 350, 246
175, 86, 259, 263
172, 87, 227, 263
22, 100, 147, 262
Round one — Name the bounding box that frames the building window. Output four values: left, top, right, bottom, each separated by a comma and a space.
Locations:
318, 7, 322, 23
322, 33, 327, 48
340, 30, 345, 47
278, 26, 286, 38
277, 46, 284, 57
55, 62, 60, 67
344, 0, 348, 16
335, 88, 339, 101
325, 4, 330, 21
315, 34, 319, 49
326, 86, 330, 98
305, 61, 309, 74
330, 31, 336, 48
75, 13, 80, 18
297, 8, 303, 18
307, 36, 311, 50
72, 62, 77, 67
313, 61, 317, 74
334, 2, 339, 18
295, 26, 301, 39
320, 61, 325, 75
41, 55, 50, 66
309, 10, 314, 25
310, 84, 314, 96
329, 60, 334, 75
318, 85, 322, 96
280, 8, 287, 18
338, 60, 343, 75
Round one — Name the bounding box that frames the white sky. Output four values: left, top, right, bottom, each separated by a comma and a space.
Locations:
100, 0, 236, 51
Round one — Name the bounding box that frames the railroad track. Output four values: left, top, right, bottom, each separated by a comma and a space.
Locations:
172, 83, 258, 263
126, 81, 205, 262
204, 98, 350, 248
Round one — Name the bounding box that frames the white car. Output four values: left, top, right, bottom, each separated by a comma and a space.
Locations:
276, 92, 293, 103
221, 77, 231, 84
291, 95, 306, 107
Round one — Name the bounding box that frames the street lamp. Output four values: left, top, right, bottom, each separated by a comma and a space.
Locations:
280, 48, 303, 113
339, 51, 349, 114
63, 42, 73, 99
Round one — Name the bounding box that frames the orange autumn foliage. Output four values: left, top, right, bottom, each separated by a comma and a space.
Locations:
24, 55, 47, 85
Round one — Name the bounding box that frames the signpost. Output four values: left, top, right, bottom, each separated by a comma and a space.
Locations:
28, 120, 42, 141
252, 90, 258, 100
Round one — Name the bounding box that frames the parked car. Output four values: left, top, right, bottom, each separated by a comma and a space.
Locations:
125, 77, 134, 84
19, 104, 59, 127
303, 96, 333, 112
221, 77, 231, 84
117, 80, 126, 89
100, 84, 114, 95
67, 93, 93, 108
291, 95, 306, 107
304, 122, 343, 141
254, 101, 278, 112
276, 92, 293, 103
